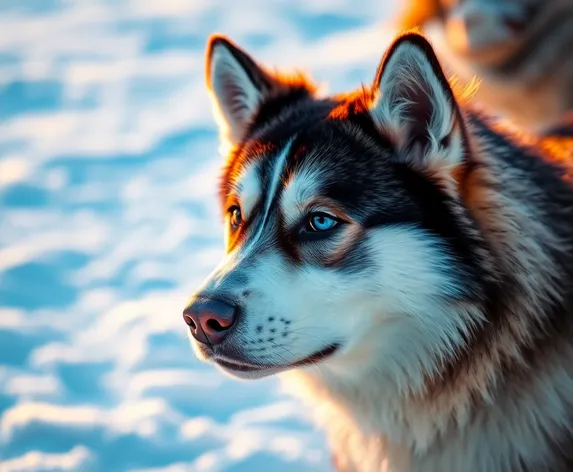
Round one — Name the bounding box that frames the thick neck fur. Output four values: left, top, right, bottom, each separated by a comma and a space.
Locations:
282, 111, 573, 472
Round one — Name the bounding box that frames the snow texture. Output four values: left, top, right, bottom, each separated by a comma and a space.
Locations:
0, 1, 397, 470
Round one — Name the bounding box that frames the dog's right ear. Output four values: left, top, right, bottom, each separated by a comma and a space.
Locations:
206, 35, 281, 147
369, 32, 466, 174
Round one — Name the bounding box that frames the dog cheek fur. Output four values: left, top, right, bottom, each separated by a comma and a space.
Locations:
236, 220, 475, 384
239, 252, 370, 360
281, 222, 478, 400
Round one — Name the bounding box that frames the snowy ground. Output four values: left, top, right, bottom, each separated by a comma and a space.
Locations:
0, 1, 397, 470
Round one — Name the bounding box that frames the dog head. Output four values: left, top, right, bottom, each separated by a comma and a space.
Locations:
183, 32, 487, 389
441, 0, 543, 62
434, 0, 544, 62
400, 0, 545, 63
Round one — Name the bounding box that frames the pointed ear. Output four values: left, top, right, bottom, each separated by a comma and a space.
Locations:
206, 35, 314, 148
206, 35, 271, 146
370, 33, 466, 172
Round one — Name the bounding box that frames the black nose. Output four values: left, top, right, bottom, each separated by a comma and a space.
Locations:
183, 297, 237, 346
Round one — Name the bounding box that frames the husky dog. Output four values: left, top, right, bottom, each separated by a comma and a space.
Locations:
396, 0, 573, 131
183, 31, 573, 472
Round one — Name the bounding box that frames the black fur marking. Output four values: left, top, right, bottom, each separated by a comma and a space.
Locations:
297, 224, 345, 244
247, 92, 316, 139
391, 163, 484, 292
332, 240, 375, 275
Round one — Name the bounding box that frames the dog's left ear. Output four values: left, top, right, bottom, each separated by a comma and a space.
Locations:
206, 35, 273, 147
206, 35, 315, 149
370, 33, 466, 173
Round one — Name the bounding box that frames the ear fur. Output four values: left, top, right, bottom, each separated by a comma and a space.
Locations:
206, 35, 314, 149
206, 35, 275, 146
370, 32, 466, 172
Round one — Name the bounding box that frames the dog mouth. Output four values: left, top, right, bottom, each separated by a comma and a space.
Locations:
214, 344, 340, 374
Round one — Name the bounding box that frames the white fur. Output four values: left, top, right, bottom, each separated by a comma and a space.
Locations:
284, 350, 573, 472
232, 161, 261, 221
280, 167, 321, 227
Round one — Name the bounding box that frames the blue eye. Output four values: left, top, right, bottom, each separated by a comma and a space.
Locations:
308, 212, 338, 232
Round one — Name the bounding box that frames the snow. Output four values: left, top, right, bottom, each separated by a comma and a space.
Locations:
0, 1, 397, 470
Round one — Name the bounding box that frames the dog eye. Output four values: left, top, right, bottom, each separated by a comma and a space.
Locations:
306, 212, 338, 232
228, 205, 243, 229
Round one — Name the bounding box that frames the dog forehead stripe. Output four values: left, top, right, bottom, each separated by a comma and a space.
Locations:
245, 138, 295, 250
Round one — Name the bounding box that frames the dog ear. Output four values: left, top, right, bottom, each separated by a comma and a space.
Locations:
370, 32, 466, 173
206, 35, 314, 149
206, 35, 273, 146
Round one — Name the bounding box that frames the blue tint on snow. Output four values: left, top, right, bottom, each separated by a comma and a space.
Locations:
0, 1, 397, 469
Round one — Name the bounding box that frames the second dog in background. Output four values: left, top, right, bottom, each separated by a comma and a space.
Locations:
396, 0, 573, 132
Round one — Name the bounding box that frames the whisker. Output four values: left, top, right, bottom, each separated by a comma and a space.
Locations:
267, 339, 297, 363
284, 328, 331, 345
